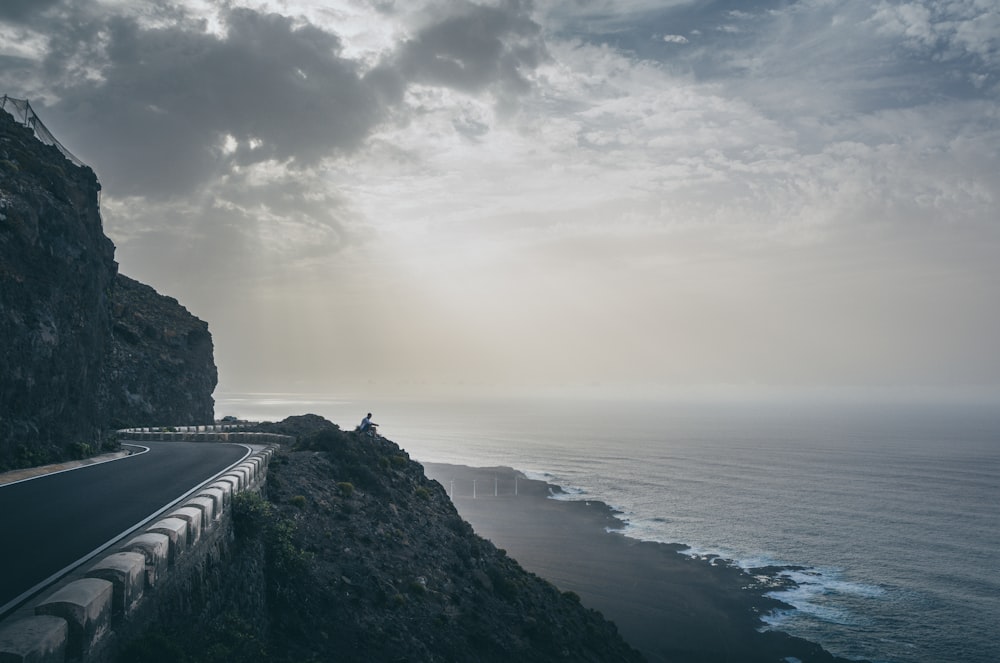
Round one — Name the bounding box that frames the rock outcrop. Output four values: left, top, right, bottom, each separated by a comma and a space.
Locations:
106, 274, 216, 429
119, 416, 645, 663
0, 105, 216, 468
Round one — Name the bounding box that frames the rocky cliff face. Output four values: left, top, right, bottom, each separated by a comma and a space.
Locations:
119, 416, 644, 663
0, 107, 216, 468
106, 274, 216, 428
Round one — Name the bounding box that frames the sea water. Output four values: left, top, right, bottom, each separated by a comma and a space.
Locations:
217, 392, 1000, 663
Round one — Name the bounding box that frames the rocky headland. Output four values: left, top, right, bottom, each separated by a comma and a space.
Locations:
118, 414, 644, 662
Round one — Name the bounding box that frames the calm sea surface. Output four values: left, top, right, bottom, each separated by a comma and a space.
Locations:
218, 393, 1000, 663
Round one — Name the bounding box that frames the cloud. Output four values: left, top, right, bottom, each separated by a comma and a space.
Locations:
871, 0, 1000, 66
5, 1, 550, 201
395, 0, 548, 107
6, 0, 555, 310
35, 6, 392, 198
4, 0, 999, 396
0, 0, 61, 24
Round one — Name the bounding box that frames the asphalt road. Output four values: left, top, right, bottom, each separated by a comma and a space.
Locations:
0, 441, 249, 616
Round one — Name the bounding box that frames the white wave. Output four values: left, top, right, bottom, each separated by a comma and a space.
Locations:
763, 568, 884, 627
611, 514, 885, 632
546, 485, 589, 500
520, 469, 556, 482
471, 459, 886, 637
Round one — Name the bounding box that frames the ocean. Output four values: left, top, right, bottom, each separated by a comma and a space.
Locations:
217, 392, 1000, 663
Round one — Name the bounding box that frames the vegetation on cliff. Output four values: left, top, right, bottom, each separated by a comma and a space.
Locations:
120, 415, 644, 662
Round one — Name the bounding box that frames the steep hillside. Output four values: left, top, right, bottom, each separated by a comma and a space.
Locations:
121, 416, 645, 662
106, 274, 216, 428
0, 107, 116, 462
0, 105, 216, 468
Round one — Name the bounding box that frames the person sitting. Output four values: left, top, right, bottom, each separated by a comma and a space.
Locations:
358, 412, 378, 434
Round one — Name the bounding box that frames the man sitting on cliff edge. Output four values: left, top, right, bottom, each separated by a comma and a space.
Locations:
357, 412, 378, 435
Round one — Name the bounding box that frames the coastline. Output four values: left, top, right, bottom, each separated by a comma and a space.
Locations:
423, 462, 865, 663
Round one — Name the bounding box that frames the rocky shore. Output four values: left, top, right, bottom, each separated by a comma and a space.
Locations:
423, 463, 869, 663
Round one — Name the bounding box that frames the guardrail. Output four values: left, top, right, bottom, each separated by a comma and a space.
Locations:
118, 426, 292, 444
0, 438, 285, 662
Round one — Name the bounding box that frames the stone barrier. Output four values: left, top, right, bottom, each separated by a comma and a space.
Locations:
119, 430, 293, 444
34, 578, 113, 659
85, 553, 145, 617
0, 443, 277, 662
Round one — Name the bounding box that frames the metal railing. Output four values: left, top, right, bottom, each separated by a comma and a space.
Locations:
1, 95, 86, 168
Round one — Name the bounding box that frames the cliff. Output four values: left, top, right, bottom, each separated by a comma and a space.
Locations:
106, 274, 216, 429
0, 105, 216, 468
119, 416, 645, 662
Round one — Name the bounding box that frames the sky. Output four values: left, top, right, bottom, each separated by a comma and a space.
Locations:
2, 0, 999, 403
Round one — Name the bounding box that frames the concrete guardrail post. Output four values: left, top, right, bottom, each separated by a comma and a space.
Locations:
185, 496, 216, 529
0, 614, 68, 663
197, 486, 227, 515
85, 552, 146, 617
122, 533, 170, 589
216, 476, 240, 498
223, 472, 244, 492
147, 517, 189, 564
34, 578, 113, 659
233, 465, 251, 486
168, 506, 204, 545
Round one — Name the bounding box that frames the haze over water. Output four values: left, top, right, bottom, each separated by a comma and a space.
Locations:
3, 1, 998, 404
219, 392, 1000, 663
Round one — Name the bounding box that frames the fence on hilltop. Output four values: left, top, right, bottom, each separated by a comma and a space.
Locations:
1, 94, 86, 168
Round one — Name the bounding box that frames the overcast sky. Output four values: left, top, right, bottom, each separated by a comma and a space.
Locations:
2, 0, 998, 402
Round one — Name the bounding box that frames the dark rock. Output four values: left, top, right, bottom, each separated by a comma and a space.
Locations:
105, 274, 216, 428
269, 428, 644, 661
1, 109, 115, 462
122, 416, 646, 662
0, 106, 216, 468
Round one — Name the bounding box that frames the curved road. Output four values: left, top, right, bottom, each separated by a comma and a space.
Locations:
0, 441, 249, 616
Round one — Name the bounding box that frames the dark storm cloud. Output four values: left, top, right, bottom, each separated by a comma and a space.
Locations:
11, 1, 546, 198
39, 6, 395, 197
0, 0, 62, 23
397, 0, 548, 100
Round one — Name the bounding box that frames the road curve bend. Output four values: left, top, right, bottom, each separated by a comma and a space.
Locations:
0, 441, 250, 615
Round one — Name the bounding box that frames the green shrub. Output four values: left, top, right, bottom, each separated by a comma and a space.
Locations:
100, 434, 121, 452
290, 495, 307, 509
199, 612, 268, 663
336, 482, 354, 497
14, 444, 49, 469
118, 630, 188, 663
68, 442, 92, 460
232, 492, 272, 541
488, 565, 518, 600
232, 493, 311, 577
415, 487, 430, 501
